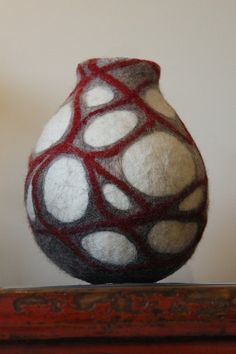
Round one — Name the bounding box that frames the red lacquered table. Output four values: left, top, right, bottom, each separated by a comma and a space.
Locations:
0, 284, 236, 353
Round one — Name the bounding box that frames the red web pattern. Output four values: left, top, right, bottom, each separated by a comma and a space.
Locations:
26, 58, 208, 271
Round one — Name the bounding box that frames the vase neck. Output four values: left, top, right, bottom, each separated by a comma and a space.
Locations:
76, 58, 161, 87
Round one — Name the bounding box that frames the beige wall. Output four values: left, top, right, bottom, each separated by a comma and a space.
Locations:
0, 0, 235, 287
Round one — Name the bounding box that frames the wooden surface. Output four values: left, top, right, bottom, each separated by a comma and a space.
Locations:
0, 340, 236, 354
0, 284, 236, 353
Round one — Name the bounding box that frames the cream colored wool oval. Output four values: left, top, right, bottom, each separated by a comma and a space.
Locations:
44, 156, 89, 223
103, 183, 131, 210
179, 187, 204, 211
81, 231, 137, 265
148, 221, 197, 254
83, 85, 114, 107
143, 87, 176, 118
35, 103, 72, 153
26, 183, 36, 222
84, 110, 138, 147
122, 131, 195, 197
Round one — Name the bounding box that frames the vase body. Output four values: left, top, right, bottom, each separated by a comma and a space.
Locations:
25, 58, 208, 283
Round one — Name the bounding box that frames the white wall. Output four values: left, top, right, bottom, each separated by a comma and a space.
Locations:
0, 0, 235, 287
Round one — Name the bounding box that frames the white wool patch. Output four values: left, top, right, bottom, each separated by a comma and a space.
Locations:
44, 156, 88, 223
122, 131, 195, 197
83, 85, 114, 107
103, 183, 131, 210
84, 110, 138, 148
148, 221, 197, 254
179, 187, 204, 211
26, 182, 36, 222
35, 103, 72, 153
81, 231, 137, 265
143, 87, 176, 118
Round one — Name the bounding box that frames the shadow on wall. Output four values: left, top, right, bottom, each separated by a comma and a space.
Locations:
0, 79, 60, 286
160, 263, 194, 283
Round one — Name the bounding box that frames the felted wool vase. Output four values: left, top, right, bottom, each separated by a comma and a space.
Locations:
25, 57, 208, 284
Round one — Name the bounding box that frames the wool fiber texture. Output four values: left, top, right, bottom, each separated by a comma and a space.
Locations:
25, 58, 208, 284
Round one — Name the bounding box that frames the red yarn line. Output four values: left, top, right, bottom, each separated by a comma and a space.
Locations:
92, 160, 150, 210
88, 61, 193, 145
79, 78, 153, 130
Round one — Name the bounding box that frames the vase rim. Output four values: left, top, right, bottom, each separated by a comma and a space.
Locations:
76, 57, 161, 79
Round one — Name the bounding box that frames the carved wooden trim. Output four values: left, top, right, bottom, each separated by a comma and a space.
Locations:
0, 284, 236, 343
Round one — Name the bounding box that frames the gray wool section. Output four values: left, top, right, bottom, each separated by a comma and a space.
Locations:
34, 219, 206, 284
110, 62, 158, 89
